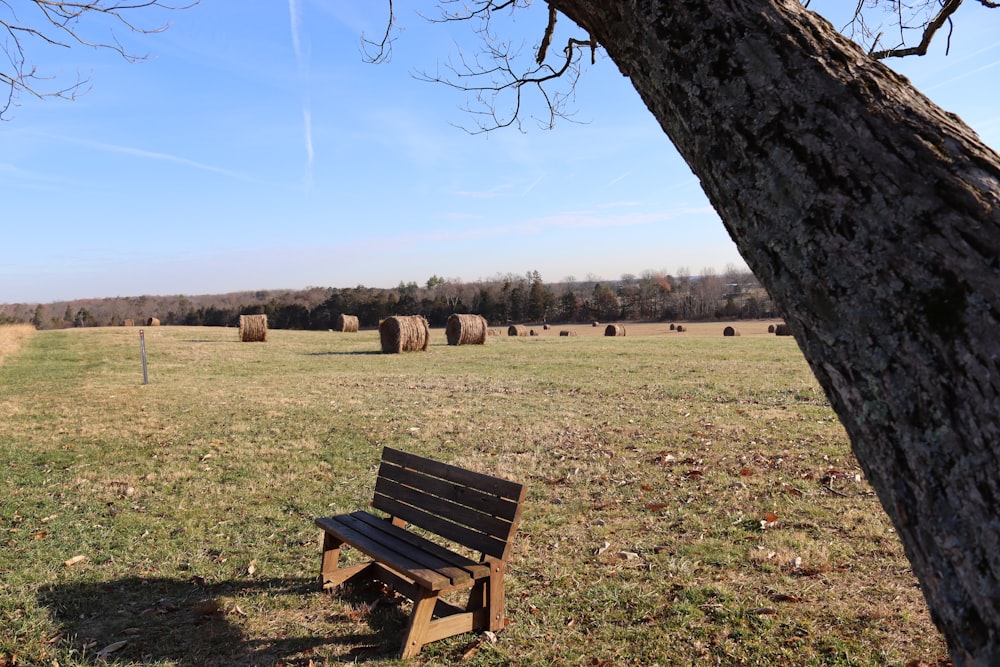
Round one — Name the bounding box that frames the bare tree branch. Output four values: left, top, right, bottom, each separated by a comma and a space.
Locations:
1, 0, 195, 119
404, 1, 599, 133
829, 0, 997, 60
361, 0, 395, 64
870, 0, 963, 58
537, 4, 556, 64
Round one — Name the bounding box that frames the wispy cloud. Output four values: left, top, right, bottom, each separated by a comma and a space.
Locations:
415, 206, 717, 245
0, 162, 65, 190
924, 56, 1000, 92
523, 174, 544, 195
452, 183, 516, 199
34, 132, 251, 180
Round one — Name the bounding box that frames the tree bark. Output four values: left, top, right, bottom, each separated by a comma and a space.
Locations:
547, 0, 1000, 664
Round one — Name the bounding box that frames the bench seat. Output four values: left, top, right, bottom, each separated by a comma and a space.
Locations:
316, 511, 491, 591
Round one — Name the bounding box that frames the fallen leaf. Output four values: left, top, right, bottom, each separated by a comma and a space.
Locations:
594, 541, 611, 556
96, 640, 127, 658
459, 637, 484, 660
764, 512, 779, 523
247, 559, 257, 576
739, 469, 753, 476
645, 502, 670, 512
63, 555, 87, 567
30, 530, 47, 540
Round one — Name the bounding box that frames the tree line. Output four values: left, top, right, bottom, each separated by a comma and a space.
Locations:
0, 267, 772, 331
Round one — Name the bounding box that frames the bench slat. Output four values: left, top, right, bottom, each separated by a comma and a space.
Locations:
381, 447, 524, 501
373, 475, 514, 544
377, 463, 522, 523
349, 511, 492, 580
337, 513, 480, 587
374, 493, 510, 559
317, 512, 482, 590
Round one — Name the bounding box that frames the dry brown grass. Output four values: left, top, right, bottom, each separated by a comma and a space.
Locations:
0, 324, 35, 364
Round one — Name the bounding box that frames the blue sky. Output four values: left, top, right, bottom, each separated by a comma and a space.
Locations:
1, 2, 998, 304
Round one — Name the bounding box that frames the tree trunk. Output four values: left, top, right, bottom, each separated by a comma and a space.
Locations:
548, 0, 1000, 664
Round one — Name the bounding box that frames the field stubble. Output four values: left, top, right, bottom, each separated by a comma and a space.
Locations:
0, 322, 948, 666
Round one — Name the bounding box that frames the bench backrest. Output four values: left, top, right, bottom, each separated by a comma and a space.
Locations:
372, 447, 527, 562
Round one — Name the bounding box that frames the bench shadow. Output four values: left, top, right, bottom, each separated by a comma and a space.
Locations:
37, 575, 408, 665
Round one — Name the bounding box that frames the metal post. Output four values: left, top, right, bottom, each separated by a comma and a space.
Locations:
139, 329, 148, 385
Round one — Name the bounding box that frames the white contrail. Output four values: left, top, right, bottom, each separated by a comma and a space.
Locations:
288, 0, 304, 67
289, 0, 313, 185
304, 107, 315, 165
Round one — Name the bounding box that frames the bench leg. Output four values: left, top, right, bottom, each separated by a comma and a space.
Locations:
486, 562, 507, 631
400, 588, 438, 659
319, 532, 344, 588
319, 531, 374, 590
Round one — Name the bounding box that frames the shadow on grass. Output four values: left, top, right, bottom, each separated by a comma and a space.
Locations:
38, 576, 407, 665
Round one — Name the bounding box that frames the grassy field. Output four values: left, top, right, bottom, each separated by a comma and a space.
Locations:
0, 322, 949, 666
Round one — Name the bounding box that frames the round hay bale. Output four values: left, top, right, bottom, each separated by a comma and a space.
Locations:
146, 317, 160, 326
379, 315, 430, 353
592, 321, 600, 327
529, 329, 538, 336
675, 324, 685, 332
335, 314, 359, 332
775, 323, 792, 336
669, 323, 676, 331
507, 324, 528, 337
767, 324, 776, 333
604, 324, 626, 337
559, 330, 577, 337
123, 319, 134, 327
487, 328, 502, 336
239, 314, 268, 342
723, 326, 741, 337
543, 323, 550, 330
446, 313, 488, 345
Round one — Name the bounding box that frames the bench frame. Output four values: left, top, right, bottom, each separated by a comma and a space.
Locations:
316, 447, 527, 658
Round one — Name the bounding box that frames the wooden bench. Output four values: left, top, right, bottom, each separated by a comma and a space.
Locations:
315, 447, 527, 658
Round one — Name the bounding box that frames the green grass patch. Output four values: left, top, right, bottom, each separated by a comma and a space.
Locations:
0, 325, 947, 665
